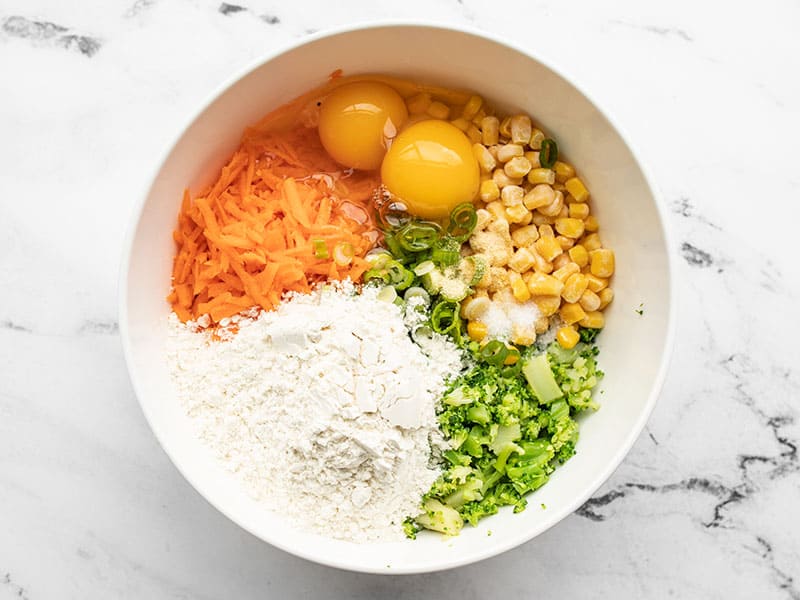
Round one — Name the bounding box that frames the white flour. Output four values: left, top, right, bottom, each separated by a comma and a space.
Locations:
167, 283, 464, 542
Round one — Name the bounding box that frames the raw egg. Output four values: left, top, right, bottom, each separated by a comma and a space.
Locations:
317, 81, 408, 170
381, 120, 480, 219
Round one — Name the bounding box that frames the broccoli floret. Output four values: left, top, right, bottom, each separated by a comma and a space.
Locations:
579, 327, 601, 343
402, 517, 422, 539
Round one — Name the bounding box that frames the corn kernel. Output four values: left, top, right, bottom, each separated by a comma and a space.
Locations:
584, 214, 599, 232
450, 117, 470, 132
553, 161, 575, 183
553, 262, 580, 283
505, 203, 530, 224
505, 156, 532, 178
561, 273, 589, 303
568, 244, 589, 267
532, 213, 556, 226
585, 274, 609, 292
511, 324, 536, 346
504, 346, 520, 364
556, 326, 580, 349
499, 116, 512, 138
485, 200, 506, 220
462, 296, 492, 320
497, 143, 524, 163
560, 302, 586, 325
556, 235, 575, 250
557, 205, 569, 219
534, 235, 563, 262
524, 151, 540, 168
598, 287, 614, 309
462, 95, 483, 119
510, 115, 532, 145
533, 295, 562, 317
526, 273, 564, 296
538, 224, 554, 238
512, 277, 531, 302
493, 168, 522, 188
481, 116, 500, 145
466, 320, 488, 342
466, 125, 482, 144
581, 232, 602, 251
529, 128, 545, 150
555, 217, 585, 239
579, 289, 601, 312
523, 184, 555, 210
538, 190, 564, 217
568, 203, 590, 219
501, 185, 524, 206
427, 101, 450, 120
531, 247, 554, 273
534, 316, 550, 334
511, 224, 539, 247
406, 92, 432, 115
552, 253, 571, 270
475, 209, 492, 231
480, 180, 500, 202
508, 247, 536, 272
473, 143, 497, 173
527, 168, 556, 185
579, 311, 605, 329
565, 177, 589, 202
590, 248, 615, 277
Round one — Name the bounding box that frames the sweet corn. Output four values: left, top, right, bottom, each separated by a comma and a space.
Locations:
553, 262, 580, 283
427, 101, 450, 120
487, 218, 512, 241
581, 233, 602, 251
579, 311, 605, 329
501, 185, 524, 206
523, 184, 555, 210
524, 151, 540, 168
552, 253, 571, 270
466, 125, 482, 144
530, 247, 554, 273
561, 273, 589, 303
556, 325, 580, 349
497, 143, 524, 162
533, 295, 562, 317
532, 213, 556, 226
504, 347, 520, 364
553, 160, 575, 183
511, 324, 536, 346
538, 224, 555, 238
450, 117, 470, 132
568, 203, 590, 219
481, 116, 500, 145
485, 200, 506, 220
557, 205, 569, 219
590, 248, 615, 277
598, 287, 614, 309
584, 214, 599, 232
505, 156, 532, 178
538, 190, 565, 217
511, 224, 539, 247
511, 277, 531, 302
493, 168, 522, 188
462, 95, 483, 119
467, 320, 488, 342
499, 116, 512, 138
568, 244, 589, 267
527, 168, 556, 185
406, 92, 432, 115
508, 247, 536, 272
510, 115, 532, 145
473, 143, 497, 173
584, 274, 609, 292
475, 209, 492, 231
462, 295, 492, 320
480, 180, 501, 202
529, 128, 545, 150
534, 316, 550, 334
505, 203, 530, 224
560, 302, 586, 325
534, 235, 563, 262
526, 273, 564, 296
555, 217, 585, 239
556, 235, 575, 250
579, 289, 601, 312
565, 177, 589, 202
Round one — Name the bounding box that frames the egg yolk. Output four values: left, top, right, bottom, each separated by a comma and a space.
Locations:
381, 120, 480, 220
317, 81, 408, 171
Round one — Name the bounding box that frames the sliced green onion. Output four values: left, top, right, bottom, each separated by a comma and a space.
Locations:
383, 233, 407, 258
386, 261, 414, 291
413, 260, 436, 276
397, 221, 441, 252
312, 239, 329, 259
376, 286, 398, 303
432, 248, 460, 267
539, 138, 558, 169
431, 300, 460, 334
479, 340, 508, 366
404, 286, 431, 306
447, 203, 478, 241
501, 362, 522, 379
365, 248, 391, 263
464, 255, 487, 286
333, 242, 355, 266
363, 268, 390, 284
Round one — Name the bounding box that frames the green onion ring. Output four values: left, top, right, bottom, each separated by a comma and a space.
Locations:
447, 203, 478, 241
539, 138, 558, 169
479, 340, 508, 366
397, 221, 442, 252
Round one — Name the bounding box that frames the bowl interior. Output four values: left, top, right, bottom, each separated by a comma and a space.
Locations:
122, 25, 672, 574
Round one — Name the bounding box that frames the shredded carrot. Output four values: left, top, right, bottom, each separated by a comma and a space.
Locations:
168, 121, 380, 324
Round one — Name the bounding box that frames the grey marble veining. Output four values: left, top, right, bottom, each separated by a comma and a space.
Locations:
1, 0, 799, 598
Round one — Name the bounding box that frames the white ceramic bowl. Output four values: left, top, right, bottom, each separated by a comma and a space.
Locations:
120, 23, 675, 574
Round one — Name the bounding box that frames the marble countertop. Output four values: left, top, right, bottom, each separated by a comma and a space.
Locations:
2, 1, 799, 598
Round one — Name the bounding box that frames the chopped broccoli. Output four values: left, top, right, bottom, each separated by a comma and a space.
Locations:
579, 327, 601, 343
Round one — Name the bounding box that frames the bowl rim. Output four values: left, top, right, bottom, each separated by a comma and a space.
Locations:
119, 19, 677, 575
